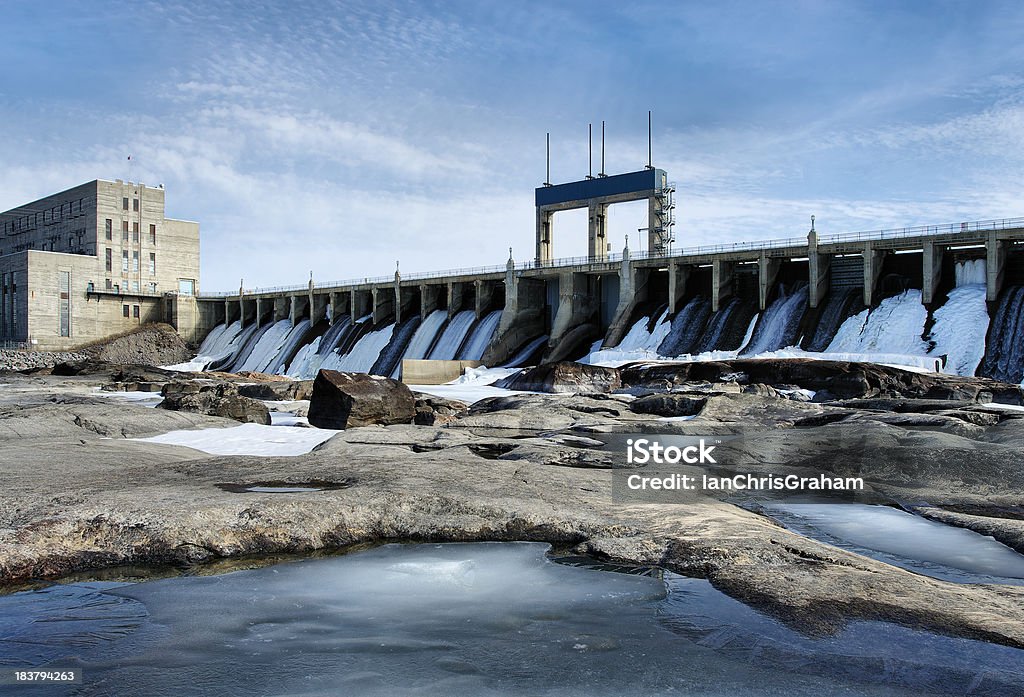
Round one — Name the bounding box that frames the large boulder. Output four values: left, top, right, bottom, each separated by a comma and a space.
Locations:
413, 393, 469, 426
307, 370, 415, 429
496, 361, 622, 394
158, 381, 270, 424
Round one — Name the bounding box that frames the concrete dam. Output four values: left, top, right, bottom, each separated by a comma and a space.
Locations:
182, 168, 1024, 384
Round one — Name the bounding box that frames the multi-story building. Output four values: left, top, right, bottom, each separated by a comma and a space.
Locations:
0, 180, 199, 350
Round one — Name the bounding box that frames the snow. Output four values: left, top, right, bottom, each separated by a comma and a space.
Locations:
408, 365, 526, 404
134, 422, 338, 456
927, 284, 989, 375
91, 389, 163, 407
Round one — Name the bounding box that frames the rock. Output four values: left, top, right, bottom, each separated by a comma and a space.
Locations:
158, 381, 271, 425
238, 380, 315, 401
629, 394, 708, 418
307, 370, 415, 429
496, 361, 622, 393
79, 323, 191, 366
413, 393, 468, 426
621, 358, 1024, 404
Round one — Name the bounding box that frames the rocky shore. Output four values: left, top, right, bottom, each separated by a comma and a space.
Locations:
1, 358, 1023, 651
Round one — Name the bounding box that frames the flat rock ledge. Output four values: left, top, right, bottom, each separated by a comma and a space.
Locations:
2, 365, 1024, 652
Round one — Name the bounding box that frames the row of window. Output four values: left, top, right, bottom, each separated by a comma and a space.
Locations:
104, 248, 156, 274
2, 197, 88, 236
123, 304, 140, 318
104, 219, 157, 244
123, 197, 140, 212
105, 279, 158, 294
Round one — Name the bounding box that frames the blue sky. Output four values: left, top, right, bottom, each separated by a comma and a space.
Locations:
3, 1, 1024, 290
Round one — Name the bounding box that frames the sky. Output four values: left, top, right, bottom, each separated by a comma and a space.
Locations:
3, 0, 1024, 291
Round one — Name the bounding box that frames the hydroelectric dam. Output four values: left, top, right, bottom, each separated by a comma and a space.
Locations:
176, 167, 1024, 384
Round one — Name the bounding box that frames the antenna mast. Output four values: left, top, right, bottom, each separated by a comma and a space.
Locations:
646, 110, 653, 170
544, 132, 551, 186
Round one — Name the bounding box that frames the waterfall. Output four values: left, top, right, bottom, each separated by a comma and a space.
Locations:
235, 319, 294, 374
694, 297, 757, 353
370, 317, 421, 377
827, 290, 928, 355
657, 297, 712, 357
286, 336, 322, 379
805, 288, 862, 353
741, 284, 808, 355
223, 323, 271, 373
980, 286, 1024, 383
955, 259, 987, 287
317, 317, 353, 356
502, 335, 549, 368
428, 310, 476, 360
265, 319, 313, 375
325, 323, 396, 374
616, 309, 672, 353
389, 310, 448, 378
457, 310, 502, 361
927, 284, 989, 376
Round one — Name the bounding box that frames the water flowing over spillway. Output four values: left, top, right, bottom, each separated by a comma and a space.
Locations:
981, 285, 1024, 383
658, 298, 712, 356
194, 254, 1001, 380
458, 310, 502, 361
827, 290, 929, 355
805, 287, 862, 353
741, 284, 807, 355
428, 310, 476, 360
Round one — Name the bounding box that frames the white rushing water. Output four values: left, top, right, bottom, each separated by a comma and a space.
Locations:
390, 310, 448, 378
428, 310, 476, 360
235, 319, 294, 373
927, 283, 989, 375
457, 310, 502, 361
163, 320, 247, 371
285, 335, 322, 378
741, 286, 806, 355
955, 258, 987, 286
827, 290, 928, 355
266, 319, 312, 375
324, 322, 395, 374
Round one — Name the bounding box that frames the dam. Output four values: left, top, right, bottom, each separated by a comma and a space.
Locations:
175, 167, 1024, 383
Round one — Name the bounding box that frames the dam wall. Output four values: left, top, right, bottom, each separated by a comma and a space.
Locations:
191, 218, 1024, 383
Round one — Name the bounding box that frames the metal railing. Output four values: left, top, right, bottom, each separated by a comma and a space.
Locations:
196, 215, 1024, 299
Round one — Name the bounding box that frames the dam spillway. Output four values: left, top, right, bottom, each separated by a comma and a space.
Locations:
184, 218, 1024, 384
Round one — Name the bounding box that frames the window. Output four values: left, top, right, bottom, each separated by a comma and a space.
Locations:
68, 236, 74, 248
149, 224, 156, 244
59, 271, 70, 337
105, 279, 113, 290
122, 221, 129, 241
178, 279, 195, 296
132, 280, 139, 292
105, 248, 112, 272
122, 250, 129, 272
132, 251, 139, 272
133, 305, 140, 318
132, 222, 139, 243
148, 282, 157, 293
122, 197, 129, 210
122, 304, 130, 318
132, 198, 139, 212
105, 219, 112, 241
149, 253, 156, 274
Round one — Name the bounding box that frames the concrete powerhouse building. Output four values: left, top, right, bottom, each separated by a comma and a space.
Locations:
0, 180, 199, 350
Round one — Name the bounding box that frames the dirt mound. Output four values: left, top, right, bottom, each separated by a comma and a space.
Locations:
79, 323, 192, 367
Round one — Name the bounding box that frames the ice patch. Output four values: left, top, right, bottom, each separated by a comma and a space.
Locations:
133, 423, 339, 456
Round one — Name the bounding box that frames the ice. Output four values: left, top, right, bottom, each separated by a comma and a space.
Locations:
400, 310, 448, 362
501, 334, 548, 368
766, 503, 1024, 582
7, 542, 1023, 696
164, 320, 247, 371
927, 284, 989, 375
284, 335, 322, 378
408, 365, 525, 404
91, 389, 163, 407
827, 290, 928, 355
133, 422, 339, 456
265, 319, 312, 375
457, 310, 501, 360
